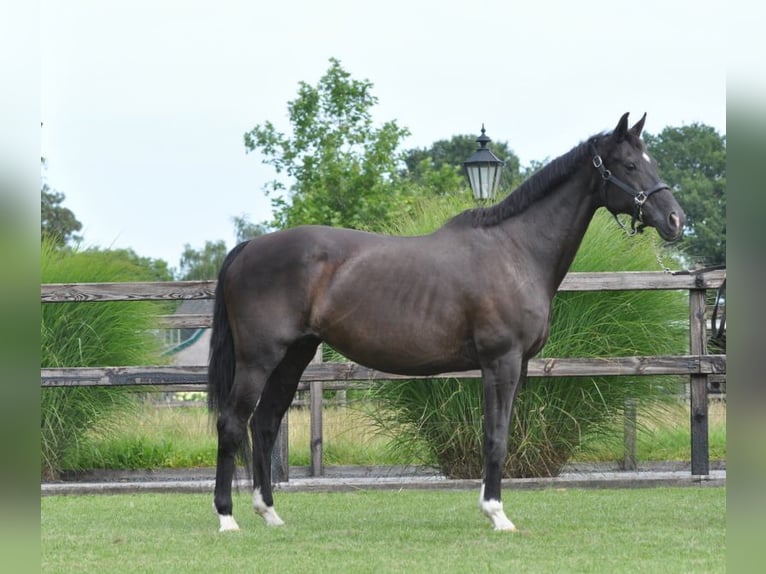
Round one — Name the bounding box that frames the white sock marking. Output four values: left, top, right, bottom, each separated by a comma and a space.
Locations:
213, 499, 241, 531
218, 514, 240, 532
253, 487, 285, 526
479, 483, 517, 531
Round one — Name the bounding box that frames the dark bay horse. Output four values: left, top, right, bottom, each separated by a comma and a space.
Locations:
208, 113, 685, 531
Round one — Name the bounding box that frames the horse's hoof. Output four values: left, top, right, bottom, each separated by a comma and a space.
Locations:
253, 488, 285, 526
264, 515, 285, 527
218, 514, 240, 532
480, 496, 516, 532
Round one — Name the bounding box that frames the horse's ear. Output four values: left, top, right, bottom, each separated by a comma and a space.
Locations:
629, 113, 647, 137
614, 112, 630, 141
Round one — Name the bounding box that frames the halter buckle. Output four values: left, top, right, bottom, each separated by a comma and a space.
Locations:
592, 155, 603, 169
634, 191, 647, 205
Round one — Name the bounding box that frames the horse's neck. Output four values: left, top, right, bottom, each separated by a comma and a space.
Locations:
498, 174, 599, 294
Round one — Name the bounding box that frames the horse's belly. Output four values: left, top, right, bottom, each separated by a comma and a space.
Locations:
311, 247, 479, 375
333, 346, 477, 377
319, 322, 477, 377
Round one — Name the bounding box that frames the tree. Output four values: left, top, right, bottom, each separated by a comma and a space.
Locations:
232, 214, 268, 244
98, 247, 172, 282
643, 124, 726, 266
41, 159, 82, 245
178, 240, 228, 280
174, 217, 266, 281
403, 134, 522, 196
244, 58, 411, 231
519, 159, 548, 181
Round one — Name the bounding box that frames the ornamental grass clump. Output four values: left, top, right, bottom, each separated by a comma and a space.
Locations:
40, 238, 168, 479
370, 197, 687, 478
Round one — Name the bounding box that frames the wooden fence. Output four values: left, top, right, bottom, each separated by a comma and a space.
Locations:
41, 268, 726, 481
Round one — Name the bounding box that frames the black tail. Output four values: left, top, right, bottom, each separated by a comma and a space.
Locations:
207, 240, 250, 415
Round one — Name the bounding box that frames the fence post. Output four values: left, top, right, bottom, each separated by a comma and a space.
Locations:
689, 287, 710, 476
310, 345, 324, 477
623, 397, 637, 471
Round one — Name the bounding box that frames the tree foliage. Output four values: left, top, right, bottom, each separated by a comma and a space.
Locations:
175, 217, 266, 281
232, 214, 268, 243
643, 124, 726, 266
402, 134, 522, 196
178, 240, 228, 281
244, 58, 412, 231
40, 160, 172, 280
102, 248, 172, 281
41, 159, 82, 245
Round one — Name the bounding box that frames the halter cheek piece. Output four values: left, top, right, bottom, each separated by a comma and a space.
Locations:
589, 142, 671, 235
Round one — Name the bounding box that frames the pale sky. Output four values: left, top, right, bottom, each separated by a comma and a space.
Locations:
40, 0, 726, 272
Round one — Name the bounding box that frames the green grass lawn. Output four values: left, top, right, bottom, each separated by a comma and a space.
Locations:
41, 487, 725, 573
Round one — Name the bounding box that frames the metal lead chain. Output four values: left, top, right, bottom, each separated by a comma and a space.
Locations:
655, 249, 674, 274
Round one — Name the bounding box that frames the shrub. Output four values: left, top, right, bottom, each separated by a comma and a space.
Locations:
40, 238, 168, 478
370, 198, 687, 478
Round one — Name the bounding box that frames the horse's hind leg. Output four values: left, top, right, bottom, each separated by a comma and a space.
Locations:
213, 364, 271, 532
252, 337, 320, 527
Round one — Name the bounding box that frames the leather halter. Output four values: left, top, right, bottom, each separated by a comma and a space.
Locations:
589, 142, 671, 235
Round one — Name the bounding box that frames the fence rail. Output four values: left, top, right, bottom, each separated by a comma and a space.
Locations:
41, 268, 726, 481
40, 270, 724, 303
40, 354, 725, 388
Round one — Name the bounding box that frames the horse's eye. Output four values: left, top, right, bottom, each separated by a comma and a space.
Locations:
625, 162, 637, 171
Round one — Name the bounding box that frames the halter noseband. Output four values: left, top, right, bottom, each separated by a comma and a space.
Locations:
589, 142, 670, 235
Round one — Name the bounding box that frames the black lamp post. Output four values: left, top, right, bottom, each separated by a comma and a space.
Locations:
462, 125, 505, 201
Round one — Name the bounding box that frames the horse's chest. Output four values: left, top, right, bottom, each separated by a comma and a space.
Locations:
473, 293, 552, 357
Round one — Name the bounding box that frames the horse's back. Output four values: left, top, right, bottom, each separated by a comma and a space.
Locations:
224, 224, 377, 304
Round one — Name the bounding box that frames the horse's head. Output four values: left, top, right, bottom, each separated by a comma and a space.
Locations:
592, 112, 685, 242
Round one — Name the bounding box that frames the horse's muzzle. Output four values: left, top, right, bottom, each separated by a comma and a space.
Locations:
662, 210, 685, 242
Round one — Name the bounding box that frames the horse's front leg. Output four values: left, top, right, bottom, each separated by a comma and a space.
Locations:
251, 339, 318, 527
250, 372, 300, 528
479, 353, 525, 531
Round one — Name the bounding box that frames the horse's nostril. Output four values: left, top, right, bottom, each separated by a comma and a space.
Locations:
669, 212, 680, 231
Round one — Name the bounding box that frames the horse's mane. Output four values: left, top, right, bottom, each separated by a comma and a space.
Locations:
446, 131, 624, 229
